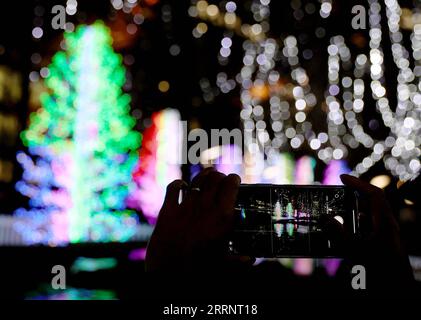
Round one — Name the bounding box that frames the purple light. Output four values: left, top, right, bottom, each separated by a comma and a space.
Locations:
323, 160, 351, 185
128, 248, 147, 261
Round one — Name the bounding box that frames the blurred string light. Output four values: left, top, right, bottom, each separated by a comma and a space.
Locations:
350, 0, 421, 180
319, 0, 332, 19
191, 0, 322, 183
320, 36, 374, 165
110, 0, 160, 16
158, 80, 170, 93
32, 27, 43, 39
108, 0, 160, 42
131, 109, 182, 224
219, 35, 233, 64
189, 0, 266, 41
66, 0, 78, 16
15, 22, 142, 245
190, 0, 421, 182
0, 66, 22, 104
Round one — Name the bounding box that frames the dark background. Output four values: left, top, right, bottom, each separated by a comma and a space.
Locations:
0, 0, 420, 299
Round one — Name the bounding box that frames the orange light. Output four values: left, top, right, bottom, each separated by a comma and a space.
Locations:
158, 81, 170, 93
145, 0, 159, 6
250, 84, 270, 100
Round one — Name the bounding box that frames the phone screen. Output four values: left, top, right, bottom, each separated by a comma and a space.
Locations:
228, 184, 358, 257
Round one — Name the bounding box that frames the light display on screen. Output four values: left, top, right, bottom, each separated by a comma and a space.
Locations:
14, 22, 142, 245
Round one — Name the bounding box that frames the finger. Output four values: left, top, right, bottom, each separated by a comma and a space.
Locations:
320, 215, 348, 250
201, 174, 241, 239
161, 179, 188, 212
340, 174, 390, 234
201, 171, 227, 207
182, 168, 216, 210
340, 174, 383, 196
191, 167, 215, 189
216, 174, 241, 216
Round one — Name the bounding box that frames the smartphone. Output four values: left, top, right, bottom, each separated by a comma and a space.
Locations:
228, 184, 359, 257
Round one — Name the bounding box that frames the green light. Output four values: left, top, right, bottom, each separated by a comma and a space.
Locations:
16, 21, 142, 244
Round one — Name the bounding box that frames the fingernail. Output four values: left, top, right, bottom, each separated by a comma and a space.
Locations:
234, 175, 241, 184
229, 174, 241, 184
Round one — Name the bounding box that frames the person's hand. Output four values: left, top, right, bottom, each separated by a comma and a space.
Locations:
340, 174, 414, 290
146, 168, 251, 272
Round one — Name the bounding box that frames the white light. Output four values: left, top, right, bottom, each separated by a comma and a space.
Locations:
333, 149, 344, 159
403, 117, 415, 128
318, 132, 329, 143
112, 0, 123, 10
334, 216, 344, 225
226, 1, 237, 13
310, 139, 321, 150
409, 159, 420, 172
220, 47, 231, 57
342, 77, 352, 88
272, 121, 282, 132
285, 128, 296, 139
353, 99, 364, 112
404, 140, 415, 151
320, 2, 332, 15
253, 105, 264, 117
370, 175, 391, 189
363, 157, 373, 168
371, 64, 382, 76
374, 143, 384, 154
295, 99, 306, 110
221, 37, 232, 48
40, 67, 50, 78
285, 36, 297, 48
32, 27, 43, 39
295, 112, 306, 123
291, 137, 301, 148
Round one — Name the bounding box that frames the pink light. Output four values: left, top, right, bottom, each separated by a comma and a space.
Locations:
323, 160, 351, 185
294, 156, 316, 184
132, 109, 182, 224
293, 258, 314, 276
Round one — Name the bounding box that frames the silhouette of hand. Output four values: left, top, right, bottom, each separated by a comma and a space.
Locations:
146, 168, 250, 272
340, 174, 414, 290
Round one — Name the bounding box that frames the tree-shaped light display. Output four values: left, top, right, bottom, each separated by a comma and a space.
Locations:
15, 22, 142, 245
